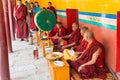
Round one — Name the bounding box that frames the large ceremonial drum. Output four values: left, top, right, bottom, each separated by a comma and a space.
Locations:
34, 10, 56, 31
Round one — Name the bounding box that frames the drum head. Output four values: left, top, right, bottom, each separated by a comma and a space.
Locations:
34, 10, 56, 31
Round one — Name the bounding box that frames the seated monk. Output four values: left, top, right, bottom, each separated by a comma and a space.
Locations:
48, 23, 59, 37
57, 22, 82, 52
69, 30, 108, 79
49, 22, 68, 44
63, 27, 88, 60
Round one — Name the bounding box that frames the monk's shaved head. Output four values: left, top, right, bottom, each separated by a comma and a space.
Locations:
17, 0, 22, 6
17, 0, 22, 1
84, 30, 94, 40
72, 22, 79, 27
72, 22, 79, 31
48, 2, 52, 7
80, 27, 88, 36
56, 22, 63, 28
81, 27, 88, 31
26, 0, 31, 3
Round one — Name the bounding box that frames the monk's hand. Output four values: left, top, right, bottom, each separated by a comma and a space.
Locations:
59, 37, 62, 40
71, 47, 74, 50
74, 52, 80, 56
62, 46, 66, 49
58, 37, 63, 43
53, 36, 57, 39
14, 17, 17, 21
28, 10, 31, 13
58, 37, 60, 40
73, 58, 78, 61
78, 65, 85, 72
74, 52, 79, 55
76, 52, 83, 56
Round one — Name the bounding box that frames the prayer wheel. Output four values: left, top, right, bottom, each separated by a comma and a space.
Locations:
34, 10, 56, 32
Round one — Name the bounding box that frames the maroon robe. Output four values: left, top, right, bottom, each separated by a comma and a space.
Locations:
69, 39, 108, 79
58, 28, 82, 52
14, 4, 28, 39
68, 28, 81, 45
30, 9, 36, 30
47, 6, 56, 16
51, 26, 68, 44
57, 27, 67, 37
48, 26, 59, 37
75, 37, 88, 52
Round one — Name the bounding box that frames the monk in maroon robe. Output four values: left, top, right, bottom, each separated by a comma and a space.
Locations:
49, 22, 68, 44
29, 2, 36, 31
69, 30, 108, 79
74, 38, 88, 53
63, 27, 88, 60
14, 0, 28, 41
58, 22, 82, 52
74, 27, 88, 53
47, 2, 56, 17
48, 26, 59, 37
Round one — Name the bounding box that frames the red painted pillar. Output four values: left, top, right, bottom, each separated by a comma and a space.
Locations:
0, 0, 10, 80
116, 12, 120, 72
8, 0, 16, 40
66, 9, 78, 33
2, 0, 13, 53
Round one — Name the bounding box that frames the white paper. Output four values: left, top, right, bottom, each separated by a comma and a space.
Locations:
54, 60, 65, 67
68, 50, 75, 56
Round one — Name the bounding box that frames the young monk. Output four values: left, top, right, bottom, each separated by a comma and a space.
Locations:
57, 22, 82, 52
69, 30, 108, 79
49, 22, 68, 44
63, 27, 88, 60
47, 2, 56, 17
24, 0, 31, 28
48, 25, 58, 37
29, 2, 36, 31
14, 0, 28, 41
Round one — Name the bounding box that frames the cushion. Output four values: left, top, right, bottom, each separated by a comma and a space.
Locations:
70, 68, 114, 80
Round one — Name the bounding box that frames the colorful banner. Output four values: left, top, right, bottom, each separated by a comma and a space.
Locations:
57, 10, 117, 30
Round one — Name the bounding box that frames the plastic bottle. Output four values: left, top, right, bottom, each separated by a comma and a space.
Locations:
33, 46, 39, 59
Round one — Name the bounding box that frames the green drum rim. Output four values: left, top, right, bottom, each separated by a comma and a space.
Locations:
34, 10, 56, 32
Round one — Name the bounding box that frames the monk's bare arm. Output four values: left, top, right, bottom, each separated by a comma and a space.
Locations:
71, 46, 77, 50
75, 51, 83, 56
73, 52, 83, 61
78, 48, 102, 72
63, 42, 76, 49
62, 34, 71, 39
13, 8, 16, 20
83, 48, 101, 66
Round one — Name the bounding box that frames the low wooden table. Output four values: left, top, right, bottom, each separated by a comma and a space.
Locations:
41, 38, 70, 80
47, 58, 70, 80
40, 39, 53, 57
